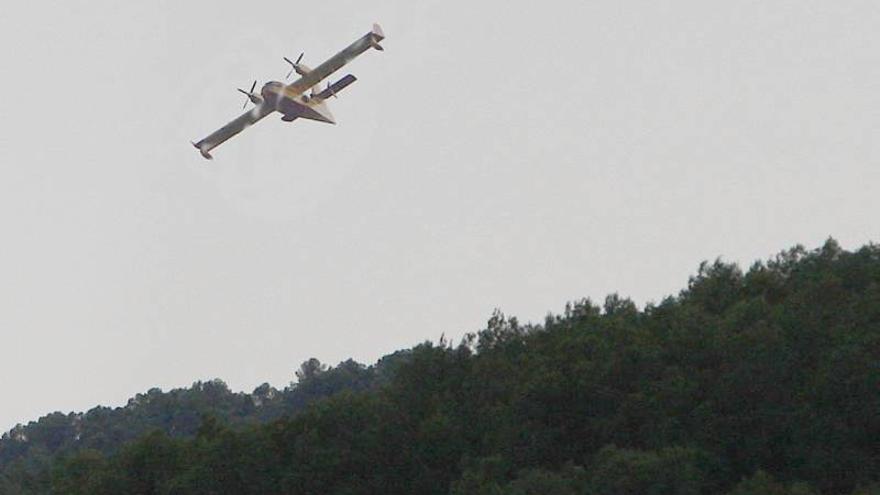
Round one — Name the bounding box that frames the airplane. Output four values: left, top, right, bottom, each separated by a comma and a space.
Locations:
192, 24, 385, 159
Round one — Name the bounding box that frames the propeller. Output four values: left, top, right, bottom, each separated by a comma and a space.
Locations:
237, 80, 260, 109
284, 53, 304, 79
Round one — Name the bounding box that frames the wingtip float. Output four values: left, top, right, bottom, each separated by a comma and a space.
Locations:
191, 24, 386, 160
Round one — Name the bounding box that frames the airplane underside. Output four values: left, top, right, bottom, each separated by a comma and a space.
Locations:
271, 72, 358, 124
275, 97, 335, 124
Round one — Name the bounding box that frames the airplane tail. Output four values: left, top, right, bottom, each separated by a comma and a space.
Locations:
281, 99, 335, 124
317, 74, 357, 99
302, 100, 335, 124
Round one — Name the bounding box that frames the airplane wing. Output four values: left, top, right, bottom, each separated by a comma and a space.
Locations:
192, 104, 275, 159
285, 24, 384, 96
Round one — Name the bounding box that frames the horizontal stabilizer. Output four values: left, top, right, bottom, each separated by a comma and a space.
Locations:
317, 74, 357, 99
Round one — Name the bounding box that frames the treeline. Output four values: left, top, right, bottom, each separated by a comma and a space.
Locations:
2, 240, 879, 494
0, 355, 399, 493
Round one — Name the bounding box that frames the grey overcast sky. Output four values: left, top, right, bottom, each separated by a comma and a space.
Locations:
1, 0, 877, 431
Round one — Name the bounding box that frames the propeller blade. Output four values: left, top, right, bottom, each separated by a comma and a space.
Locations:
239, 81, 258, 109
283, 57, 296, 79
284, 54, 304, 79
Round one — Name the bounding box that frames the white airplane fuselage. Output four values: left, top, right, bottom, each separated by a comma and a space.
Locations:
260, 81, 336, 124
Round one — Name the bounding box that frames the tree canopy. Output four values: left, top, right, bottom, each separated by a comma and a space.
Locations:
2, 239, 878, 494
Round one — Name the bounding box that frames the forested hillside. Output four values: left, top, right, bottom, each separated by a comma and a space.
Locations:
2, 240, 878, 494
0, 356, 399, 492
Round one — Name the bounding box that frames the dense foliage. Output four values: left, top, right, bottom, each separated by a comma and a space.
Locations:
2, 240, 878, 494
0, 358, 388, 493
